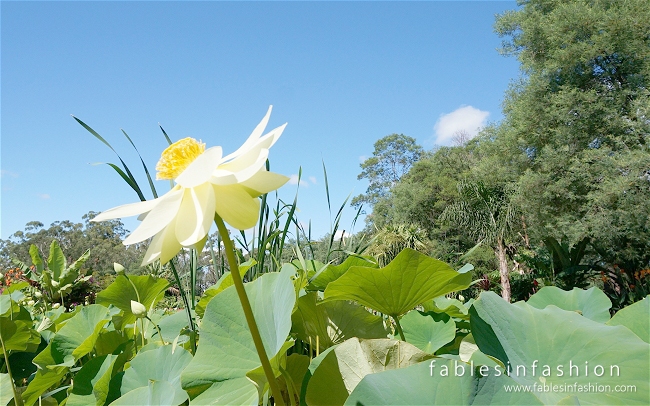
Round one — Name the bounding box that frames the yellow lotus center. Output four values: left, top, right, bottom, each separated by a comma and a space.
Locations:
156, 137, 206, 180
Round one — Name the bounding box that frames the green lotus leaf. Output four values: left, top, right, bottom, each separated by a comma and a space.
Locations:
33, 304, 111, 368
291, 291, 388, 350
67, 354, 122, 406
344, 358, 542, 405
0, 317, 40, 352
526, 286, 612, 322
0, 373, 13, 406
422, 296, 473, 319
279, 353, 310, 404
23, 305, 112, 405
153, 310, 191, 345
307, 255, 378, 291
471, 291, 650, 405
94, 330, 129, 356
195, 260, 255, 318
120, 345, 192, 405
607, 296, 649, 343
458, 334, 503, 368
181, 268, 296, 402
305, 338, 434, 405
323, 248, 471, 317
400, 310, 456, 354
190, 378, 258, 406
21, 365, 68, 406
109, 380, 177, 406
245, 340, 294, 398
96, 275, 168, 327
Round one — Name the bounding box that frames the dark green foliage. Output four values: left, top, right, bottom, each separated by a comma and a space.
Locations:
494, 0, 650, 269
352, 134, 425, 212
0, 212, 146, 275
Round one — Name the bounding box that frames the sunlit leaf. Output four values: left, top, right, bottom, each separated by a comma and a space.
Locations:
471, 291, 650, 405
323, 248, 471, 317
305, 338, 434, 406
291, 292, 388, 350
181, 268, 295, 402
526, 286, 612, 322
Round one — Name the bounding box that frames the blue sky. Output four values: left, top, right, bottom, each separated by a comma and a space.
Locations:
1, 1, 520, 242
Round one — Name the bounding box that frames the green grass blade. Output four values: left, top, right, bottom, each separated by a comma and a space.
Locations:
121, 129, 158, 199
74, 116, 146, 201
159, 124, 173, 146
104, 163, 145, 200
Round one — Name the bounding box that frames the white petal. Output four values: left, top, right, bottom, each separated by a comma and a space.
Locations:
175, 183, 216, 246
141, 217, 184, 266
240, 171, 290, 196
222, 122, 286, 162
257, 123, 286, 150
92, 198, 160, 222
175, 146, 223, 188
216, 148, 269, 184
210, 170, 238, 186
160, 221, 183, 265
141, 230, 164, 265
222, 106, 272, 161
124, 189, 184, 245
214, 184, 261, 230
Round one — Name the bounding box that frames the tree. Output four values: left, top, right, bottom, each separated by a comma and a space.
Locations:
352, 134, 424, 215
494, 0, 650, 270
441, 181, 520, 302
0, 212, 146, 274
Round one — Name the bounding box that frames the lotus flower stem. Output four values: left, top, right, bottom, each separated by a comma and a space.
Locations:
393, 315, 407, 342
215, 215, 285, 406
168, 260, 197, 354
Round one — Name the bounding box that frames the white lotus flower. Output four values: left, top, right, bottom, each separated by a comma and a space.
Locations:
92, 106, 289, 265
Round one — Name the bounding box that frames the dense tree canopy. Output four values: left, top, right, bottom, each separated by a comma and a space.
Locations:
352, 134, 425, 212
0, 212, 146, 274
356, 0, 650, 302
495, 0, 650, 268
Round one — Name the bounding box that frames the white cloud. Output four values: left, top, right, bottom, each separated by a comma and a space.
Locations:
433, 105, 490, 145
308, 176, 317, 185
333, 230, 351, 241
288, 174, 309, 187
38, 193, 51, 200
358, 155, 367, 162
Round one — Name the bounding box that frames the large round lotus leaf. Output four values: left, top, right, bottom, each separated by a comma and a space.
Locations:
190, 378, 258, 405
33, 304, 111, 369
291, 292, 388, 350
109, 381, 177, 406
344, 358, 542, 405
96, 275, 168, 326
323, 248, 472, 317
471, 291, 650, 405
0, 373, 13, 406
195, 260, 255, 318
0, 317, 40, 352
67, 354, 121, 406
422, 296, 473, 320
120, 345, 192, 405
305, 338, 434, 406
401, 310, 456, 354
279, 353, 310, 403
526, 286, 612, 322
607, 296, 649, 343
19, 305, 69, 405
181, 268, 295, 402
307, 255, 378, 291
